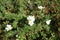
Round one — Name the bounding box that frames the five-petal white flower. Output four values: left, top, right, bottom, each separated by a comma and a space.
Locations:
27, 15, 35, 26
5, 24, 13, 31
46, 20, 51, 25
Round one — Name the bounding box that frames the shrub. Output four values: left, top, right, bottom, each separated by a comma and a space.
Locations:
0, 0, 60, 40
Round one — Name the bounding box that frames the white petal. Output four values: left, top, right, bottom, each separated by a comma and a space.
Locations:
5, 27, 10, 31
28, 21, 34, 26
8, 26, 13, 29
7, 24, 11, 27
38, 6, 45, 10
16, 35, 18, 37
46, 20, 51, 25
27, 15, 35, 22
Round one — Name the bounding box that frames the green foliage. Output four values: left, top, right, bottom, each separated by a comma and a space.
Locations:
0, 0, 60, 40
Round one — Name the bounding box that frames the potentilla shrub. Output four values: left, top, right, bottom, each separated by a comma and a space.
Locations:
0, 0, 60, 40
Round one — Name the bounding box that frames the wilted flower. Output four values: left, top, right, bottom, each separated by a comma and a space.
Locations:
38, 6, 45, 10
5, 24, 13, 31
27, 15, 35, 26
46, 20, 51, 25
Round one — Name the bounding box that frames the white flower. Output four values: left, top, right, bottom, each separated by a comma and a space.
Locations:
5, 24, 13, 31
38, 6, 45, 10
27, 15, 35, 26
46, 20, 51, 25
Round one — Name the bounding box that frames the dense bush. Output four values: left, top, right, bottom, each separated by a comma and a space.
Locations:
0, 0, 60, 40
